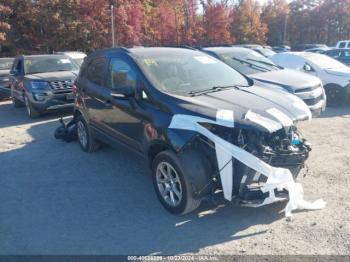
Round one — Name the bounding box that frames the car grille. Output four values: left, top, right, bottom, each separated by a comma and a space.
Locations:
294, 84, 322, 93
49, 80, 74, 90
304, 95, 322, 106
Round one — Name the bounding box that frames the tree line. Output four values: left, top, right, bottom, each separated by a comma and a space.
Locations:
0, 0, 349, 55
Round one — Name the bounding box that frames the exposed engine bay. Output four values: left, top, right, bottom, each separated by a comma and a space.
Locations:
188, 124, 312, 203
169, 112, 325, 216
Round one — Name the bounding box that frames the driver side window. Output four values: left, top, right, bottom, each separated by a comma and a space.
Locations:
108, 58, 137, 91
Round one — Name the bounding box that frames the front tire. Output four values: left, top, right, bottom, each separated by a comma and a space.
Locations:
76, 115, 100, 153
24, 95, 40, 118
152, 150, 201, 215
325, 84, 348, 106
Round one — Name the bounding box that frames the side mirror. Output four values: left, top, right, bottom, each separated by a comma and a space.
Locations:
303, 64, 313, 72
111, 85, 135, 98
10, 69, 18, 76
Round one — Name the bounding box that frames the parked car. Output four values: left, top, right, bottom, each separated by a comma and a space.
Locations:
235, 44, 276, 58
202, 47, 326, 116
0, 57, 14, 100
304, 47, 332, 53
10, 54, 79, 118
322, 48, 350, 66
273, 46, 291, 53
292, 44, 328, 51
54, 51, 87, 66
271, 52, 350, 105
73, 47, 312, 214
336, 40, 350, 49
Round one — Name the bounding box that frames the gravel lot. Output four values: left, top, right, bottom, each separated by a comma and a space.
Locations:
0, 99, 349, 255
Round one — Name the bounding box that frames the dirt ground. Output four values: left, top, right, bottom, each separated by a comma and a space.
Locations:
0, 99, 349, 255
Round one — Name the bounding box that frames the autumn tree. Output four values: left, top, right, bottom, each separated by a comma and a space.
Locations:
0, 3, 11, 44
201, 0, 233, 45
261, 0, 290, 46
231, 0, 268, 44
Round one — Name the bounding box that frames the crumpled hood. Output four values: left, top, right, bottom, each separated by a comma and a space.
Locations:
24, 71, 79, 81
175, 85, 310, 132
325, 68, 350, 78
0, 69, 10, 78
251, 68, 321, 92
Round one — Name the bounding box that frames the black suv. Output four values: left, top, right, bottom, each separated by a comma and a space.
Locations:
74, 47, 312, 214
10, 54, 79, 118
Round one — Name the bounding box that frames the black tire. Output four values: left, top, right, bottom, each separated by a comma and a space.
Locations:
0, 93, 10, 101
12, 95, 24, 108
152, 150, 201, 215
24, 95, 40, 118
76, 115, 100, 153
325, 84, 348, 106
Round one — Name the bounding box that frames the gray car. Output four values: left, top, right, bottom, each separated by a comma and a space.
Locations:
202, 47, 326, 116
10, 54, 79, 118
0, 57, 14, 100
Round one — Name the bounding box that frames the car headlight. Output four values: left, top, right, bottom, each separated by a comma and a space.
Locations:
30, 81, 50, 90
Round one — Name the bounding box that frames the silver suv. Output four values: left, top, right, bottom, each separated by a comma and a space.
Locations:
203, 47, 326, 116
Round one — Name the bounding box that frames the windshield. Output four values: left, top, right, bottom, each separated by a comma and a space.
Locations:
255, 48, 276, 57
304, 54, 347, 69
72, 58, 84, 66
136, 52, 249, 96
24, 56, 79, 74
217, 50, 279, 75
0, 58, 14, 70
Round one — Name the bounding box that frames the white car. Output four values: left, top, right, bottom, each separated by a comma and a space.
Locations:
336, 40, 350, 49
271, 52, 350, 105
54, 51, 87, 66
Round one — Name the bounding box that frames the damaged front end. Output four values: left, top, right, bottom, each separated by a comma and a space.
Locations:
195, 124, 312, 204
168, 110, 321, 216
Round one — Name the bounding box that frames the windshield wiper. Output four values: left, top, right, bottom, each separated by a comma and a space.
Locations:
232, 57, 269, 72
189, 85, 243, 96
246, 58, 281, 69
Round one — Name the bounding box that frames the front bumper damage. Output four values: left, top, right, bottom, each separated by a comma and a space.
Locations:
169, 109, 326, 217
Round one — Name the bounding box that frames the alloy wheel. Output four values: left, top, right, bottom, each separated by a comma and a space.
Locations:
156, 162, 183, 207
77, 121, 88, 148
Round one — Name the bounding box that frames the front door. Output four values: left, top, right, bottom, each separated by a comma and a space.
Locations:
103, 55, 148, 152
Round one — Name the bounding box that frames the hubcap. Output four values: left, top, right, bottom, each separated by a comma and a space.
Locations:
156, 162, 182, 207
77, 121, 88, 148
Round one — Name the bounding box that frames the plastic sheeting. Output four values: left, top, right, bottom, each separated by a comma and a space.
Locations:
169, 111, 326, 217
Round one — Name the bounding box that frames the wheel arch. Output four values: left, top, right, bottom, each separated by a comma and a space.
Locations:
146, 140, 177, 168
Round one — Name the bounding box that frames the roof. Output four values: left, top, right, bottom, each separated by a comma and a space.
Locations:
202, 46, 252, 55
20, 54, 68, 59
88, 47, 203, 59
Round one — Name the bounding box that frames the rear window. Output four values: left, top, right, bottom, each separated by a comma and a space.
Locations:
339, 42, 346, 48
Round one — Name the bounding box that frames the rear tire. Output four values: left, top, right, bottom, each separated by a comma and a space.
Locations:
325, 84, 348, 106
152, 150, 201, 215
76, 115, 100, 153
